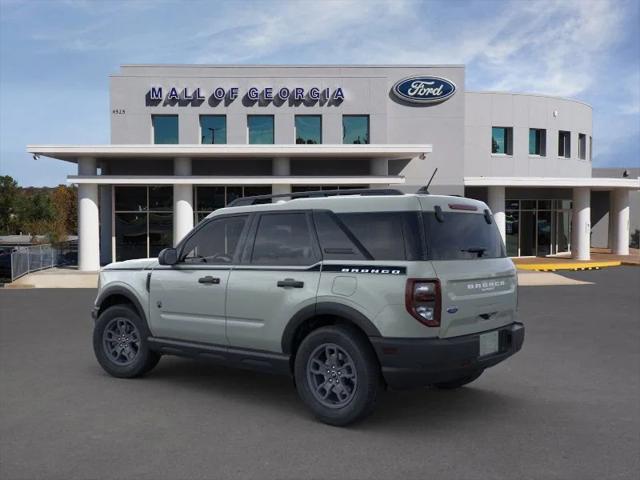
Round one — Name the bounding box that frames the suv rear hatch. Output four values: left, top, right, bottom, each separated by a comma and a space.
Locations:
419, 199, 518, 338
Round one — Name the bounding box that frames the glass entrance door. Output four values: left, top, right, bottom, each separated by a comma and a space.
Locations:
537, 210, 553, 256
520, 211, 536, 256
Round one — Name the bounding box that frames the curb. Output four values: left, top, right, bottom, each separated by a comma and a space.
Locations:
516, 261, 621, 272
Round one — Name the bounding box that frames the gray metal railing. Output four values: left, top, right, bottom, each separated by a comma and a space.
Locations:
8, 242, 77, 282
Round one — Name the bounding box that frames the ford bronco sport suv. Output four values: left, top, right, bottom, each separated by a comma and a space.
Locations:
92, 189, 524, 426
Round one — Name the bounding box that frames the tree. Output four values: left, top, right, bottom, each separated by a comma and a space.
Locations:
0, 175, 20, 234
49, 185, 77, 243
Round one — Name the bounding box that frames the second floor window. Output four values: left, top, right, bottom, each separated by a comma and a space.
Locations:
343, 115, 369, 144
152, 115, 178, 144
578, 133, 586, 160
200, 115, 227, 144
248, 115, 274, 144
558, 131, 571, 158
295, 115, 322, 144
529, 128, 546, 156
492, 127, 513, 155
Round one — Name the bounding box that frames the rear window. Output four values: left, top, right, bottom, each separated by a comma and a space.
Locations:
423, 212, 505, 260
333, 212, 422, 261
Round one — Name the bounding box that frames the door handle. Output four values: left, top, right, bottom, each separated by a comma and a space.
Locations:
198, 276, 220, 285
277, 278, 304, 288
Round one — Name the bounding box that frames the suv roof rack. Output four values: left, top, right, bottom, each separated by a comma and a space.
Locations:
227, 188, 405, 207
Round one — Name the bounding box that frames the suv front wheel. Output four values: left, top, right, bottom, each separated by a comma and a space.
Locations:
93, 304, 161, 378
294, 325, 382, 426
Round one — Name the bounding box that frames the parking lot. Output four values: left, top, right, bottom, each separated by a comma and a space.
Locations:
1, 267, 639, 480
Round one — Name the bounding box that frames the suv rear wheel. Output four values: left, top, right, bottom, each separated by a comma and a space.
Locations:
294, 325, 382, 426
93, 304, 160, 378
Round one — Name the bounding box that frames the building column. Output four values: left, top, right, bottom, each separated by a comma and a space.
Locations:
77, 157, 100, 271
611, 189, 630, 255
487, 186, 506, 244
173, 157, 193, 246
272, 157, 291, 199
572, 187, 591, 260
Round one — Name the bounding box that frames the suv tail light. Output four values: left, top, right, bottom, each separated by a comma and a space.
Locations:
405, 279, 441, 327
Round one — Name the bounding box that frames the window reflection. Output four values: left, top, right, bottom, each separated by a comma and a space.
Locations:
248, 115, 274, 144
295, 115, 322, 144
342, 116, 369, 144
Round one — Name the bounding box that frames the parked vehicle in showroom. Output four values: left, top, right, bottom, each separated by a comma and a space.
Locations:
92, 189, 524, 426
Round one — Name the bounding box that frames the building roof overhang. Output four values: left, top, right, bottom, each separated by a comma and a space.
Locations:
464, 176, 640, 190
67, 175, 405, 185
27, 144, 432, 163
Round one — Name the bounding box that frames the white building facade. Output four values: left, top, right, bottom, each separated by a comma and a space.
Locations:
27, 65, 638, 270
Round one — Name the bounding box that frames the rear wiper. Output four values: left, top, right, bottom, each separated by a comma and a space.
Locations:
461, 247, 486, 257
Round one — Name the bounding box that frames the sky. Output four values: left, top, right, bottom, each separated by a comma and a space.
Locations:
0, 0, 639, 187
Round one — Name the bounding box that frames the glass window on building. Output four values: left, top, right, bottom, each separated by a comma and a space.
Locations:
529, 128, 546, 156
558, 131, 571, 158
589, 136, 593, 161
504, 199, 572, 257
295, 115, 322, 144
492, 127, 513, 155
114, 186, 173, 261
193, 186, 271, 224
578, 133, 587, 160
248, 115, 274, 144
343, 115, 369, 144
152, 115, 179, 144
200, 115, 227, 144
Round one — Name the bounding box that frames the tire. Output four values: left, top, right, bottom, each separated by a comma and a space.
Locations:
93, 304, 160, 378
294, 325, 382, 426
433, 370, 484, 390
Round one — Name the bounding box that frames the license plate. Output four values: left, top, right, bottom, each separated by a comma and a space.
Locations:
479, 331, 499, 357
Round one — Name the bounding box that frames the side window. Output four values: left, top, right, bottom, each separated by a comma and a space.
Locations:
251, 213, 318, 265
180, 215, 247, 264
313, 211, 367, 260
336, 212, 422, 261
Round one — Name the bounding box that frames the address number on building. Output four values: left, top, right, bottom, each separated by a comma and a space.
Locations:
112, 109, 126, 115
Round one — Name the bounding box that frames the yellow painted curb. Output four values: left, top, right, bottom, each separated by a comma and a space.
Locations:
516, 261, 621, 272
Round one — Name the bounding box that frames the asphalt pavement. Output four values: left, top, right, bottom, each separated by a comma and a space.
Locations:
1, 267, 639, 480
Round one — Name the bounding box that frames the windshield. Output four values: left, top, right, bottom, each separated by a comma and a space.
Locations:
423, 211, 506, 260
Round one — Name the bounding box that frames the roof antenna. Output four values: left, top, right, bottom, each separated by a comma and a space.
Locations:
417, 168, 438, 194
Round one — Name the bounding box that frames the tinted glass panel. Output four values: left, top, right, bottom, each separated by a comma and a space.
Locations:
148, 186, 172, 210
115, 187, 146, 212
181, 216, 247, 264
336, 212, 421, 261
248, 115, 274, 144
226, 186, 243, 205
196, 186, 225, 211
342, 116, 369, 144
313, 211, 366, 260
115, 213, 147, 261
251, 213, 316, 265
505, 210, 519, 256
492, 127, 512, 154
200, 115, 227, 144
149, 213, 173, 257
423, 212, 505, 260
295, 115, 322, 144
153, 115, 179, 144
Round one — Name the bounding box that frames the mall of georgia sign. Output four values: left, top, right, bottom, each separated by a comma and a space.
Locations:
391, 76, 456, 104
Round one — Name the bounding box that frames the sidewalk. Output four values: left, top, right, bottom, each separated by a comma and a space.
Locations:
513, 248, 639, 271
5, 267, 98, 289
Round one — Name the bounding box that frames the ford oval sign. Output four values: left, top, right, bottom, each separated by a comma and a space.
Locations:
392, 76, 456, 104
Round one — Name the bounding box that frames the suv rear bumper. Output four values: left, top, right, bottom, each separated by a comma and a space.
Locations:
370, 322, 524, 389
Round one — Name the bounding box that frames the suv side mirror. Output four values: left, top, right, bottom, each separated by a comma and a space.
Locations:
158, 247, 178, 266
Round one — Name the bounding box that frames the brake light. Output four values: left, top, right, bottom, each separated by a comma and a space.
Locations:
405, 279, 441, 327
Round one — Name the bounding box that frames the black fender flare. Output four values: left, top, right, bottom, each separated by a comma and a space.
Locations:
95, 285, 147, 325
281, 302, 382, 354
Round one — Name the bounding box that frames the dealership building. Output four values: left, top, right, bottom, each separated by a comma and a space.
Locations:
28, 65, 639, 271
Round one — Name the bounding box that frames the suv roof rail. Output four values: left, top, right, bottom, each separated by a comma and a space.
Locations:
227, 188, 405, 207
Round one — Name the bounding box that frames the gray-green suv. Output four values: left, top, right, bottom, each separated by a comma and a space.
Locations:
92, 189, 524, 426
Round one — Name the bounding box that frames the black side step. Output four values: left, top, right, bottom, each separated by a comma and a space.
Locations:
147, 337, 291, 376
